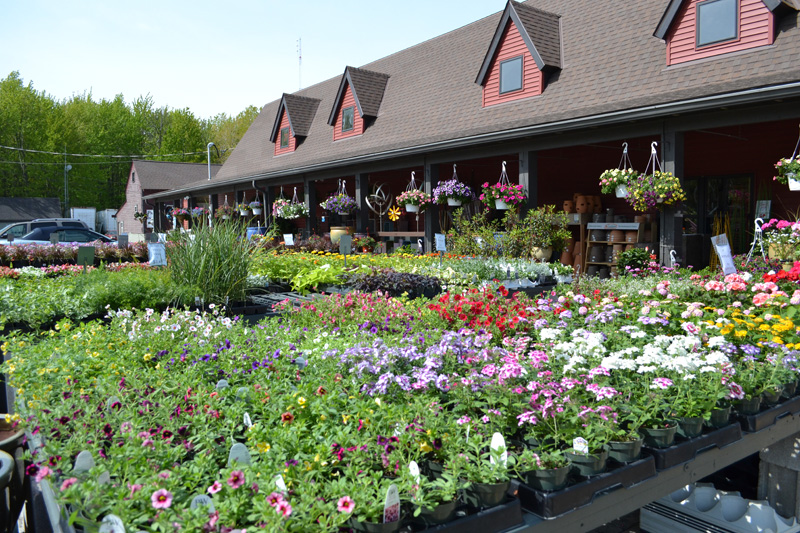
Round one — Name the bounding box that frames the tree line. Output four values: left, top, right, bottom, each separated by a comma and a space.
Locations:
0, 71, 259, 211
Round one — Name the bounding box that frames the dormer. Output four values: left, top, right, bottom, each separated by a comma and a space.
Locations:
269, 93, 321, 156
327, 66, 389, 141
476, 0, 561, 108
654, 0, 796, 66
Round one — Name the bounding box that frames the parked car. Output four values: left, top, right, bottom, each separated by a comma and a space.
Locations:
1, 226, 114, 245
0, 218, 88, 241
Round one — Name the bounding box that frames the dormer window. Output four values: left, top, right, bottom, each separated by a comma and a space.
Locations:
280, 127, 290, 148
342, 107, 355, 132
697, 0, 738, 47
500, 56, 523, 94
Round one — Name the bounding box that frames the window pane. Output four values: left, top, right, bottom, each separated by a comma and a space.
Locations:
500, 56, 523, 94
697, 0, 737, 46
342, 107, 354, 132
280, 127, 290, 148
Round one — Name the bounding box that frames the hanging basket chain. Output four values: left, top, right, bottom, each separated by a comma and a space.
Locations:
642, 141, 663, 177
618, 142, 633, 171
498, 161, 510, 187
406, 171, 420, 192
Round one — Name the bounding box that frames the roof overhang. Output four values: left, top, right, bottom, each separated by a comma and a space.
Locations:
145, 81, 800, 201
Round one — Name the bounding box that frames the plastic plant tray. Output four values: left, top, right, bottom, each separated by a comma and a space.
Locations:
406, 497, 524, 532
516, 455, 657, 518
644, 423, 743, 471
737, 395, 800, 433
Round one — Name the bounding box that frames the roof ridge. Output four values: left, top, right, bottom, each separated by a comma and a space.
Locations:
514, 0, 561, 20
133, 160, 221, 167
346, 66, 390, 78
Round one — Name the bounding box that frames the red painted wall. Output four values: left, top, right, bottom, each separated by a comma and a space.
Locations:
667, 0, 774, 66
274, 109, 296, 156
482, 19, 544, 107
333, 83, 364, 141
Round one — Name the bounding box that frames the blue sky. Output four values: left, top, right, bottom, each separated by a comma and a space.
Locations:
1, 1, 504, 119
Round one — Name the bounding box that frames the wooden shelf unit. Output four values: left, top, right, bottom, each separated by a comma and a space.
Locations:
584, 222, 643, 277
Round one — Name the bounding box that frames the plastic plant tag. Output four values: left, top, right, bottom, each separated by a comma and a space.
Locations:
98, 471, 111, 485
243, 413, 253, 429
228, 443, 251, 466
275, 474, 288, 492
106, 396, 121, 410
49, 233, 59, 245
573, 437, 589, 455
283, 234, 294, 246
490, 432, 507, 466
147, 243, 167, 267
77, 246, 95, 267
73, 450, 95, 473
383, 483, 400, 523
195, 297, 202, 307
435, 233, 447, 252
409, 461, 421, 483
99, 514, 125, 533
711, 234, 737, 275
236, 387, 249, 401
466, 425, 470, 441
190, 495, 215, 512
117, 234, 129, 249
339, 234, 352, 255
216, 379, 229, 390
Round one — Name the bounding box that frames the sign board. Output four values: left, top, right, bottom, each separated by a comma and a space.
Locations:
339, 234, 352, 256
435, 233, 447, 252
146, 209, 154, 229
50, 233, 60, 245
755, 200, 771, 221
711, 234, 737, 275
383, 484, 400, 523
77, 246, 95, 267
117, 234, 129, 249
283, 234, 294, 246
148, 243, 167, 267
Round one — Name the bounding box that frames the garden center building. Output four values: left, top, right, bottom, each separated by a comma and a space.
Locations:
146, 0, 800, 266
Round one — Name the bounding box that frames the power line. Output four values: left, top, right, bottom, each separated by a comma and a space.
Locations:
0, 144, 208, 159
0, 159, 142, 166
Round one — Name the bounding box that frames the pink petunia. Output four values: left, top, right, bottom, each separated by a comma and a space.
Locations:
60, 477, 78, 491
35, 466, 51, 483
151, 489, 173, 509
267, 492, 284, 507
276, 500, 292, 517
207, 481, 222, 494
337, 496, 355, 513
227, 470, 245, 489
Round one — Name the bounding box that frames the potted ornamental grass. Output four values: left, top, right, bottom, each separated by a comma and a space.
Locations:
396, 189, 432, 214
599, 168, 639, 198
480, 182, 527, 210
432, 179, 474, 207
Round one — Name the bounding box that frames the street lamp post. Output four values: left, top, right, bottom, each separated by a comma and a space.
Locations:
64, 164, 72, 217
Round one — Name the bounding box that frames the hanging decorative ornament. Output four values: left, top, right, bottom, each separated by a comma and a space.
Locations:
366, 182, 393, 232
388, 205, 401, 222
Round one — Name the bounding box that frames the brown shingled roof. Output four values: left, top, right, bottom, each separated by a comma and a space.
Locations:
511, 1, 562, 68
327, 66, 390, 125
269, 94, 321, 142
132, 160, 221, 190
151, 0, 800, 197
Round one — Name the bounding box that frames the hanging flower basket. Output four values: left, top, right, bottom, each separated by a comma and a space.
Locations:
237, 203, 251, 216
170, 207, 189, 221
191, 207, 208, 219
405, 204, 419, 213
624, 143, 686, 212
774, 129, 800, 190
320, 194, 358, 215
215, 204, 234, 220
447, 198, 462, 207
433, 180, 473, 206
396, 188, 432, 214
480, 161, 527, 210
600, 144, 638, 197
249, 201, 263, 215
615, 184, 629, 198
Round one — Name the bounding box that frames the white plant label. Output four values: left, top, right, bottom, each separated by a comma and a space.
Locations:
435, 233, 447, 252
383, 483, 400, 523
408, 461, 421, 483
283, 234, 294, 246
99, 515, 125, 533
573, 437, 589, 455
243, 413, 253, 429
490, 432, 507, 466
275, 474, 288, 492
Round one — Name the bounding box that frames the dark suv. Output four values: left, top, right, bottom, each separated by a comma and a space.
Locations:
0, 218, 88, 240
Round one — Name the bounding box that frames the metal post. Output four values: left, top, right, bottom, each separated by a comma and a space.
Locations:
424, 162, 440, 253
64, 164, 72, 217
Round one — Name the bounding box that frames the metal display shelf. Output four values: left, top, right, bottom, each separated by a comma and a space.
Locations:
505, 412, 800, 533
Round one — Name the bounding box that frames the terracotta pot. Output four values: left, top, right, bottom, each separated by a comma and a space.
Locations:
573, 192, 583, 204
592, 196, 602, 213
625, 244, 635, 251
609, 230, 624, 242
585, 196, 595, 213
574, 241, 583, 256
634, 215, 648, 224
560, 249, 574, 266
563, 200, 575, 213
625, 231, 638, 243
575, 196, 590, 214
644, 230, 652, 241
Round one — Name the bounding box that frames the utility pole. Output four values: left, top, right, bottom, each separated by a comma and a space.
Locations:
297, 38, 302, 90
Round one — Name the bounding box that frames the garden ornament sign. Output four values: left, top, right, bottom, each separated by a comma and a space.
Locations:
148, 243, 166, 267
711, 234, 737, 275
77, 246, 95, 271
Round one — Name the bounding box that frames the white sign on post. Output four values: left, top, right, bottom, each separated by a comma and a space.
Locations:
383, 484, 400, 523
283, 234, 294, 246
711, 234, 737, 275
148, 243, 167, 267
435, 233, 447, 252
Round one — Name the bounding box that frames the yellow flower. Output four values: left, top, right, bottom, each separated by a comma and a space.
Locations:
420, 442, 433, 453
143, 353, 152, 361
257, 442, 271, 453
734, 330, 748, 338
298, 397, 306, 406
388, 206, 401, 222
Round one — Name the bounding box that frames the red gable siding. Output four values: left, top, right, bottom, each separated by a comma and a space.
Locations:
666, 0, 774, 66
274, 109, 296, 156
482, 20, 544, 108
333, 83, 364, 141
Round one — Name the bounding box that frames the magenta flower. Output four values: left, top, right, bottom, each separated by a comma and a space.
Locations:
34, 466, 51, 483
128, 483, 143, 498
207, 481, 222, 494
267, 492, 284, 507
227, 470, 245, 489
60, 477, 78, 491
151, 489, 173, 509
337, 496, 355, 513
